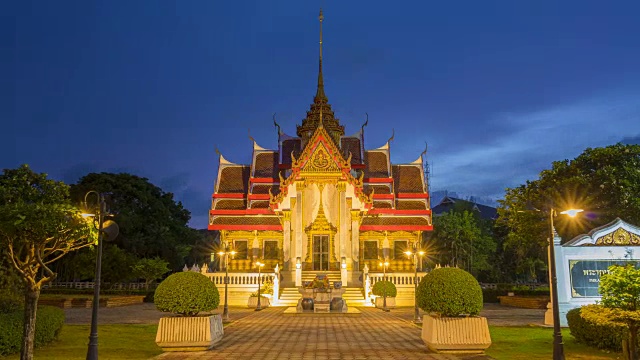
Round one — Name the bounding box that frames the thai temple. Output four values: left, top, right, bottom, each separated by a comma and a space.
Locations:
207, 10, 432, 306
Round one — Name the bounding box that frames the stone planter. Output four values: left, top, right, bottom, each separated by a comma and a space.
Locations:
374, 296, 396, 309
421, 315, 491, 354
247, 296, 270, 308
156, 315, 224, 352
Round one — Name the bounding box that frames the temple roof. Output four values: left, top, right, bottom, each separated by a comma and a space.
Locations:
217, 166, 250, 194
392, 165, 424, 193
364, 150, 390, 178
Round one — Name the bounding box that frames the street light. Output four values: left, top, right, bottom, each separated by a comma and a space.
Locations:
217, 242, 236, 322
378, 260, 390, 312
405, 245, 426, 323
255, 261, 265, 311
519, 204, 583, 360
547, 207, 583, 360
83, 191, 119, 360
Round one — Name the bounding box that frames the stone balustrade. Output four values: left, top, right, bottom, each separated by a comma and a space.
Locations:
368, 272, 427, 287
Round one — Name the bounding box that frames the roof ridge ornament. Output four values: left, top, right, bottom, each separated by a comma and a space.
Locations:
273, 113, 282, 136
315, 8, 326, 103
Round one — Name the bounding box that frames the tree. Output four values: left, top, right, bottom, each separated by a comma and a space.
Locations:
582, 265, 640, 360
132, 257, 170, 289
430, 210, 496, 280
70, 173, 198, 270
498, 144, 640, 280
0, 165, 94, 360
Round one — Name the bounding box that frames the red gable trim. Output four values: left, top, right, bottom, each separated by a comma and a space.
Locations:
396, 193, 430, 199
359, 225, 433, 231
351, 164, 366, 169
210, 209, 273, 215
250, 178, 279, 184
372, 194, 395, 200
364, 178, 393, 183
248, 194, 271, 200
208, 224, 283, 231
368, 209, 432, 215
213, 193, 245, 199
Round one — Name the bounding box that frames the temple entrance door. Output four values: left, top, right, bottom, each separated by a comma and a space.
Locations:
312, 235, 329, 271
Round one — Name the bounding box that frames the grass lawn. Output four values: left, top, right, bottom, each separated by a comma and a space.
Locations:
487, 326, 622, 360
4, 324, 161, 360
2, 322, 625, 359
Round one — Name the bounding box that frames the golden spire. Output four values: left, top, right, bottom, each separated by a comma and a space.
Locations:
315, 8, 327, 103
319, 99, 324, 128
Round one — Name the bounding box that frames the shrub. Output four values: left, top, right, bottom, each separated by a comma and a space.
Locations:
417, 267, 483, 316
143, 289, 155, 303
567, 305, 629, 351
250, 282, 273, 297
371, 281, 397, 297
0, 291, 22, 314
0, 306, 65, 356
154, 272, 219, 316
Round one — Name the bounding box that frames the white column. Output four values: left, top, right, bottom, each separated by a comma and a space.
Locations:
351, 210, 360, 266
283, 211, 291, 269
338, 182, 347, 262
295, 185, 303, 260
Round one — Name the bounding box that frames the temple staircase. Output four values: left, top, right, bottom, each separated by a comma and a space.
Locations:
275, 271, 367, 307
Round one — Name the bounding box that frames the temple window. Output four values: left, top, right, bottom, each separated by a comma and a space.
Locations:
233, 240, 248, 260
393, 240, 408, 259
263, 240, 279, 260
363, 240, 378, 260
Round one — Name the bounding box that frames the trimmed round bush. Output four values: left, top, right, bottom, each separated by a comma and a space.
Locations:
417, 267, 483, 316
567, 306, 631, 351
0, 305, 65, 356
371, 280, 397, 297
154, 272, 220, 316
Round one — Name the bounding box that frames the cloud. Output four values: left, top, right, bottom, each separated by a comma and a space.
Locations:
430, 91, 640, 200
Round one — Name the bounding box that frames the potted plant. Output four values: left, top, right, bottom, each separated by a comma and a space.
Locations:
154, 272, 223, 352
372, 280, 397, 309
417, 267, 491, 354
248, 281, 272, 308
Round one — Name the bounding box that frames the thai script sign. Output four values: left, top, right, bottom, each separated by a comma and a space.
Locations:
569, 259, 639, 297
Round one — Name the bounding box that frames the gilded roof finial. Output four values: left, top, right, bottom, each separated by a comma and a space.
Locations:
319, 101, 324, 128
315, 8, 327, 103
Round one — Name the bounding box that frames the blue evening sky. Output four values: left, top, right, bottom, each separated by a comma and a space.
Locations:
3, 1, 640, 228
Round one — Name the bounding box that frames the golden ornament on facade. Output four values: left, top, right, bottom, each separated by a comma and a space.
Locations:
595, 228, 640, 246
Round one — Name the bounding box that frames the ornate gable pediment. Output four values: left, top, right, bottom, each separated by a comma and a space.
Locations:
294, 127, 350, 175
565, 218, 640, 246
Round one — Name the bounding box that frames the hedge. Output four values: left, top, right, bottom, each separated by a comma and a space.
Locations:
0, 306, 65, 356
417, 267, 483, 316
371, 281, 397, 298
155, 272, 219, 316
566, 306, 631, 351
482, 288, 550, 303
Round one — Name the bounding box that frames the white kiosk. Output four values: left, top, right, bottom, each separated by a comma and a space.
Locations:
554, 218, 640, 326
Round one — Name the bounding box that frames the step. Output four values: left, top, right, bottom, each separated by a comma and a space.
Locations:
275, 286, 366, 307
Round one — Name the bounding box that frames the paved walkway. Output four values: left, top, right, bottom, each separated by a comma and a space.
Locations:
155, 307, 492, 360
64, 304, 545, 359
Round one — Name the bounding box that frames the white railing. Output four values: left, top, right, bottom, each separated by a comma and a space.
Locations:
368, 272, 427, 287
204, 272, 275, 287
44, 282, 149, 290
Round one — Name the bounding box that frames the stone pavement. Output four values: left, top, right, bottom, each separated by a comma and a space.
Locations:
155, 307, 493, 360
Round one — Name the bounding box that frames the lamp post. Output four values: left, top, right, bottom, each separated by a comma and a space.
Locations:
517, 204, 583, 360
405, 245, 426, 323
378, 260, 390, 312
255, 261, 265, 311
217, 242, 236, 322
547, 207, 583, 360
83, 191, 118, 360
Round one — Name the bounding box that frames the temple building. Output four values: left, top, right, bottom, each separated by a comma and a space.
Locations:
208, 10, 432, 298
